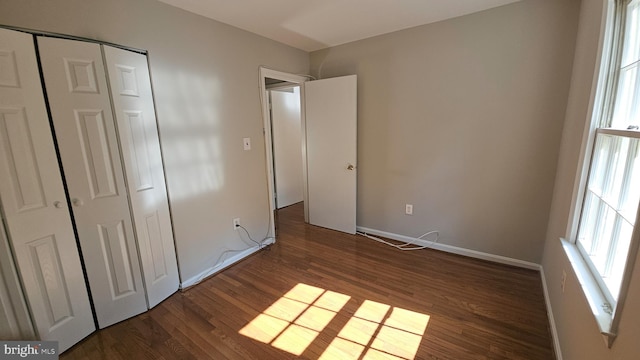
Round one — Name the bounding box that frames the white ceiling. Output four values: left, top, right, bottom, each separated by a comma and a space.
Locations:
157, 0, 521, 52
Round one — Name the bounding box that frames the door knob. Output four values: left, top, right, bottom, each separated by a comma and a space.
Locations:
72, 198, 84, 206
53, 201, 63, 209
347, 164, 355, 171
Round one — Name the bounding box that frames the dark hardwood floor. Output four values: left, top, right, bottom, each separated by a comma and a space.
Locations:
61, 203, 554, 359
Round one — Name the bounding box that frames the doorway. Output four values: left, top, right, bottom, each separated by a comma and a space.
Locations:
268, 84, 304, 210
259, 68, 309, 238
260, 68, 358, 237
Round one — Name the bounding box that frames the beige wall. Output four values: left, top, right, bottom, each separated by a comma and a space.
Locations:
543, 0, 640, 358
309, 0, 580, 263
0, 0, 309, 282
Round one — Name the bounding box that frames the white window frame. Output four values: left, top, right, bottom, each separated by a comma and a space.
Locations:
563, 0, 640, 348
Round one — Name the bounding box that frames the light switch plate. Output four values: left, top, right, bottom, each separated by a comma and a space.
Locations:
405, 204, 413, 215
243, 137, 251, 150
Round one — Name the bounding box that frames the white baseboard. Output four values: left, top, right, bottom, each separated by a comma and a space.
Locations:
356, 226, 562, 359
356, 226, 540, 270
539, 267, 563, 360
180, 238, 275, 290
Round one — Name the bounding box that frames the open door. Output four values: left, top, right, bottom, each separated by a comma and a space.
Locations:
304, 75, 357, 234
260, 69, 357, 236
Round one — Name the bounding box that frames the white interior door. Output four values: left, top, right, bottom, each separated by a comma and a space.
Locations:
0, 28, 95, 351
271, 88, 304, 209
103, 45, 180, 308
304, 75, 357, 234
38, 37, 148, 328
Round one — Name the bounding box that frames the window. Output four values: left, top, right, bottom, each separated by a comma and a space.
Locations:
577, 132, 640, 301
571, 0, 640, 344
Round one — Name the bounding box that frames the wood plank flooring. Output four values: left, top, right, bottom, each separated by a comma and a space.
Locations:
61, 203, 554, 359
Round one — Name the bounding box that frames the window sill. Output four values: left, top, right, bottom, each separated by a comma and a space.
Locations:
560, 238, 617, 348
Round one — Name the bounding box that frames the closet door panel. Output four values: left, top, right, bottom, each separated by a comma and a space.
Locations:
38, 37, 147, 328
103, 45, 179, 307
0, 28, 94, 352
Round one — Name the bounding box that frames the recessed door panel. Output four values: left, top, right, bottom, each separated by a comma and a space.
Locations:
64, 58, 99, 93
123, 110, 153, 191
0, 49, 20, 87
98, 221, 137, 298
114, 64, 139, 96
144, 211, 168, 283
28, 236, 73, 328
0, 28, 95, 352
0, 107, 46, 212
75, 109, 118, 199
103, 45, 179, 308
38, 36, 147, 329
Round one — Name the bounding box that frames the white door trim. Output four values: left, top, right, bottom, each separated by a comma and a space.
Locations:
258, 67, 309, 237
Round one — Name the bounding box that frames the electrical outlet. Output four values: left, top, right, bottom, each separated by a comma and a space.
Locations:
405, 204, 413, 215
233, 218, 240, 230
561, 270, 567, 293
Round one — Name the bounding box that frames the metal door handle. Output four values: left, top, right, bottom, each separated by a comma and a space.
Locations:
72, 198, 83, 207
53, 201, 63, 209
347, 164, 355, 171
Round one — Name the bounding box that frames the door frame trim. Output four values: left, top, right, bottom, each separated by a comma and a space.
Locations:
259, 67, 309, 238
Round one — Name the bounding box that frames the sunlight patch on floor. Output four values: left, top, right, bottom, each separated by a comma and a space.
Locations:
239, 283, 430, 359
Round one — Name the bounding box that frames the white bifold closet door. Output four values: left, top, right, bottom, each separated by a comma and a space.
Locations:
0, 28, 95, 351
38, 37, 148, 328
102, 45, 180, 308
38, 37, 179, 327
